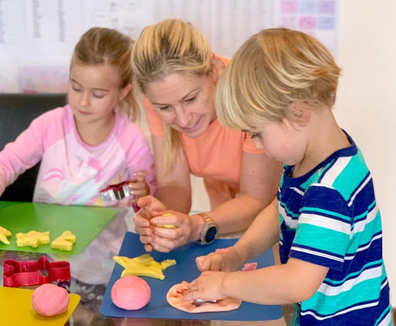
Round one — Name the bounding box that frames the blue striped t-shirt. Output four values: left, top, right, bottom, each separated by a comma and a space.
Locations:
278, 132, 393, 326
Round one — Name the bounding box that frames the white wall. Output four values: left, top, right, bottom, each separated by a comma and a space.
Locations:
336, 0, 396, 306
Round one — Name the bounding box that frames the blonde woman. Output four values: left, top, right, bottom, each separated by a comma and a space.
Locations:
132, 19, 282, 253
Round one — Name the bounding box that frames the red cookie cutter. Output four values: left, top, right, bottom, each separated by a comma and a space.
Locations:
3, 256, 70, 288
99, 180, 139, 212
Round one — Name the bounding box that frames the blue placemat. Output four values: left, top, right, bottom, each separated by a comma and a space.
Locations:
100, 232, 282, 321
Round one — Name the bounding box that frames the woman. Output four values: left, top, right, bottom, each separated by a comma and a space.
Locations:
131, 19, 282, 253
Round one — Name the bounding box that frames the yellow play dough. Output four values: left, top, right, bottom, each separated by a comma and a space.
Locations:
0, 226, 11, 245
51, 231, 76, 251
113, 253, 176, 280
157, 213, 176, 229
16, 231, 50, 248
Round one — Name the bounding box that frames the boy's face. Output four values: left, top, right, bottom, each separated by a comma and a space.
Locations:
248, 118, 308, 166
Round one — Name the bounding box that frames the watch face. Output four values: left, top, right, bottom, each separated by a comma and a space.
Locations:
205, 226, 217, 244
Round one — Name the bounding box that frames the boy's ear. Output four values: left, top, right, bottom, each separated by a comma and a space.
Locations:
210, 53, 225, 84
119, 84, 133, 100
286, 101, 311, 127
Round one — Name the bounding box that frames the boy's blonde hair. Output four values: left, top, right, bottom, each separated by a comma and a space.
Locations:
131, 19, 212, 170
71, 27, 139, 122
216, 28, 341, 131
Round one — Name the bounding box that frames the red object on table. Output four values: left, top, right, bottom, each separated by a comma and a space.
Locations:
3, 256, 70, 288
99, 180, 139, 212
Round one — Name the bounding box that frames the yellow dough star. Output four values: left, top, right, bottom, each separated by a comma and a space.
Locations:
0, 226, 12, 245
113, 253, 176, 280
16, 231, 50, 248
51, 231, 76, 251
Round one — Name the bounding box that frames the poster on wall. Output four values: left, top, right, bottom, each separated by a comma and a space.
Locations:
0, 0, 340, 93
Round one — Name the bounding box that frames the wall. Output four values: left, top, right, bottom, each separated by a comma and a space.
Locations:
335, 0, 396, 306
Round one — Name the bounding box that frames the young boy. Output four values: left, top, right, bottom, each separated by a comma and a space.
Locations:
182, 28, 393, 325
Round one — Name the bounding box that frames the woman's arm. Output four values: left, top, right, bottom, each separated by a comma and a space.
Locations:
202, 152, 283, 236
151, 135, 192, 213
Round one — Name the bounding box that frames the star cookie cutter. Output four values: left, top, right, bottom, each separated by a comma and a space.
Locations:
3, 255, 70, 289
99, 180, 139, 212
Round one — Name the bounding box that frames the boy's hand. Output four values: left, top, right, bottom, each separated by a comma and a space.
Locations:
196, 250, 243, 272
182, 271, 227, 302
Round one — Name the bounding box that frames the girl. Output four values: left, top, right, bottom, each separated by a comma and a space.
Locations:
0, 27, 156, 206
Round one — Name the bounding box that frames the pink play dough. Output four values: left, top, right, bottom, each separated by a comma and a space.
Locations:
31, 283, 70, 316
111, 276, 151, 310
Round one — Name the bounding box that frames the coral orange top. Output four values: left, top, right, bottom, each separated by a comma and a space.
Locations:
144, 58, 264, 209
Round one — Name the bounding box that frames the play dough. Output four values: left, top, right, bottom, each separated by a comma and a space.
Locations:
111, 276, 151, 310
113, 253, 176, 280
16, 230, 50, 248
31, 283, 70, 316
157, 213, 176, 229
0, 226, 11, 245
166, 281, 242, 313
51, 231, 76, 251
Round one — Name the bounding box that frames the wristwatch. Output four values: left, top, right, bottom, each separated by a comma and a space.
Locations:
197, 213, 217, 245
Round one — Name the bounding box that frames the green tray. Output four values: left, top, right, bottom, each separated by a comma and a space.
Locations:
0, 201, 118, 255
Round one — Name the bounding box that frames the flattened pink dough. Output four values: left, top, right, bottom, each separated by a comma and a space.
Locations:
31, 283, 70, 317
111, 276, 151, 310
166, 281, 241, 313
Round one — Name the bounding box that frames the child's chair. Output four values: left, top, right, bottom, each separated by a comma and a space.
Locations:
0, 93, 67, 202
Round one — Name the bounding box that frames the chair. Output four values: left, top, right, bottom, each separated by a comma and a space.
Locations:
0, 93, 67, 201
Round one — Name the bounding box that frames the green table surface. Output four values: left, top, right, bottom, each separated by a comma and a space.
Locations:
0, 201, 118, 255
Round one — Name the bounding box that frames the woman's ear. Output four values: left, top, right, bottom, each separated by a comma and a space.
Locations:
119, 84, 133, 100
210, 53, 225, 84
286, 101, 311, 127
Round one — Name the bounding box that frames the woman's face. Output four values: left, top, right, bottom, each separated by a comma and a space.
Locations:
144, 73, 217, 138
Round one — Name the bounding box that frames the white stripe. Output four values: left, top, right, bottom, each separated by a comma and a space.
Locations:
377, 310, 392, 326
291, 246, 344, 263
352, 205, 379, 235
320, 156, 352, 185
345, 233, 382, 260
299, 212, 350, 235
290, 187, 304, 196
317, 265, 383, 296
301, 301, 378, 320
279, 203, 298, 228
348, 174, 372, 207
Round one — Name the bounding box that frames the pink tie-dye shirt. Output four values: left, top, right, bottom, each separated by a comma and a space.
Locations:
0, 105, 156, 206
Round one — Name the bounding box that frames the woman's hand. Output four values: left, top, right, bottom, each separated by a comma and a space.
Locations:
195, 249, 244, 272
147, 212, 203, 253
182, 271, 228, 302
133, 196, 167, 252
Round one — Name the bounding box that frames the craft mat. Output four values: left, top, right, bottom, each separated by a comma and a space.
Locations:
100, 232, 282, 321
0, 201, 118, 255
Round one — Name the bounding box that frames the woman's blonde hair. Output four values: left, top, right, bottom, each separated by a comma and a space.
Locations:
131, 19, 212, 170
71, 27, 139, 122
216, 28, 341, 131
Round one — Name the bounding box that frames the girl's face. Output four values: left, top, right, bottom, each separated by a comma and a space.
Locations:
144, 73, 217, 138
249, 118, 308, 166
68, 64, 129, 127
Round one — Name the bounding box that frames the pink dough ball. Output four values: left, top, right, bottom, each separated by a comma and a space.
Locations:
111, 276, 151, 310
31, 283, 70, 316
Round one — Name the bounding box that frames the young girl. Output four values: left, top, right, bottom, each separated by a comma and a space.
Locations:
0, 27, 156, 206
183, 28, 393, 325
0, 27, 157, 316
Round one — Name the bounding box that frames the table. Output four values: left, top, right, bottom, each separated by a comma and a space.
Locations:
0, 208, 292, 326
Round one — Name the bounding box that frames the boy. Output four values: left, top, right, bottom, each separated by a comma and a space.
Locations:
182, 28, 393, 325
